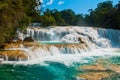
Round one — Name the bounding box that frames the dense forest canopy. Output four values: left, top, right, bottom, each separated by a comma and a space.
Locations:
0, 0, 120, 46
0, 0, 40, 45
85, 1, 120, 29
40, 9, 85, 26
41, 1, 120, 29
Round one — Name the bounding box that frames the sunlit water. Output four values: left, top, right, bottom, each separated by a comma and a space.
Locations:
0, 48, 120, 80
1, 27, 120, 80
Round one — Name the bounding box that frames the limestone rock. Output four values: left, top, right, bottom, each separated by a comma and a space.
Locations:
0, 50, 28, 61
24, 36, 34, 42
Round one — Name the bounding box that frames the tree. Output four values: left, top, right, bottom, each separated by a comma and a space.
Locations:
41, 9, 56, 26
61, 9, 76, 25
75, 14, 85, 26
51, 9, 66, 26
41, 15, 56, 27
0, 0, 40, 45
85, 1, 119, 29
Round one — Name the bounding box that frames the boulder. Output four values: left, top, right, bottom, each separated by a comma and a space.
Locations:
23, 36, 34, 42
78, 37, 85, 43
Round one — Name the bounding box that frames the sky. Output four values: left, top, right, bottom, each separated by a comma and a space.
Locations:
40, 0, 119, 14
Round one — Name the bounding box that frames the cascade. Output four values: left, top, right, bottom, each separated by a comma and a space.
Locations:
16, 26, 119, 61
98, 28, 120, 47
27, 26, 120, 48
1, 26, 120, 61
22, 43, 88, 60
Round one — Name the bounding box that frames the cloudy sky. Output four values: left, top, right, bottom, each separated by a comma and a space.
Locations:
40, 0, 119, 14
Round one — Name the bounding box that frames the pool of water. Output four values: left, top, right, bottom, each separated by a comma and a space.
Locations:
0, 49, 120, 80
38, 41, 79, 44
0, 62, 77, 80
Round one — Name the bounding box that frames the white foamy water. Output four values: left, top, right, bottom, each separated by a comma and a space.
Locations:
2, 26, 120, 65
2, 48, 120, 66
27, 26, 120, 48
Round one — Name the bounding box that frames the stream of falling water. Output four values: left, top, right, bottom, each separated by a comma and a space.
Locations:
0, 26, 120, 80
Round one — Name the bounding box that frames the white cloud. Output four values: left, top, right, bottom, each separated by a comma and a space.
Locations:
39, 0, 43, 3
46, 0, 54, 5
58, 1, 64, 5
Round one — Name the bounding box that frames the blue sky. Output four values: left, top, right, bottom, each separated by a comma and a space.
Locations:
40, 0, 119, 14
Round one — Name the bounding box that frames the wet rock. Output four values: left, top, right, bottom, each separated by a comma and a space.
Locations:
101, 73, 120, 80
77, 63, 120, 80
0, 43, 22, 49
78, 37, 85, 43
23, 36, 34, 42
0, 50, 28, 61
107, 65, 120, 73
80, 65, 107, 71
78, 72, 110, 80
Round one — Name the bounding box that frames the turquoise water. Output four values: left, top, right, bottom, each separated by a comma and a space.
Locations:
108, 56, 120, 65
0, 55, 120, 80
0, 58, 95, 80
0, 62, 77, 80
39, 41, 79, 44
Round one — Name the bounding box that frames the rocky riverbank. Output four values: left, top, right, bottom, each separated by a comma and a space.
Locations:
0, 50, 27, 61
0, 42, 29, 61
77, 59, 120, 80
0, 41, 88, 61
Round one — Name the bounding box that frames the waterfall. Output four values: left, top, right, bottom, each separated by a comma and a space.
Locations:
98, 28, 120, 47
27, 26, 120, 48
2, 26, 120, 61
13, 26, 117, 61
22, 43, 88, 60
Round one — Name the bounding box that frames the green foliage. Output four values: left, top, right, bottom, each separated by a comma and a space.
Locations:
61, 9, 76, 25
0, 0, 40, 45
51, 9, 66, 26
85, 1, 120, 29
41, 9, 85, 26
41, 15, 56, 27
40, 1, 120, 28
0, 0, 120, 46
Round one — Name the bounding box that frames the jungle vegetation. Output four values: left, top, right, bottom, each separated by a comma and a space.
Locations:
0, 0, 120, 45
0, 0, 40, 45
41, 1, 120, 29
